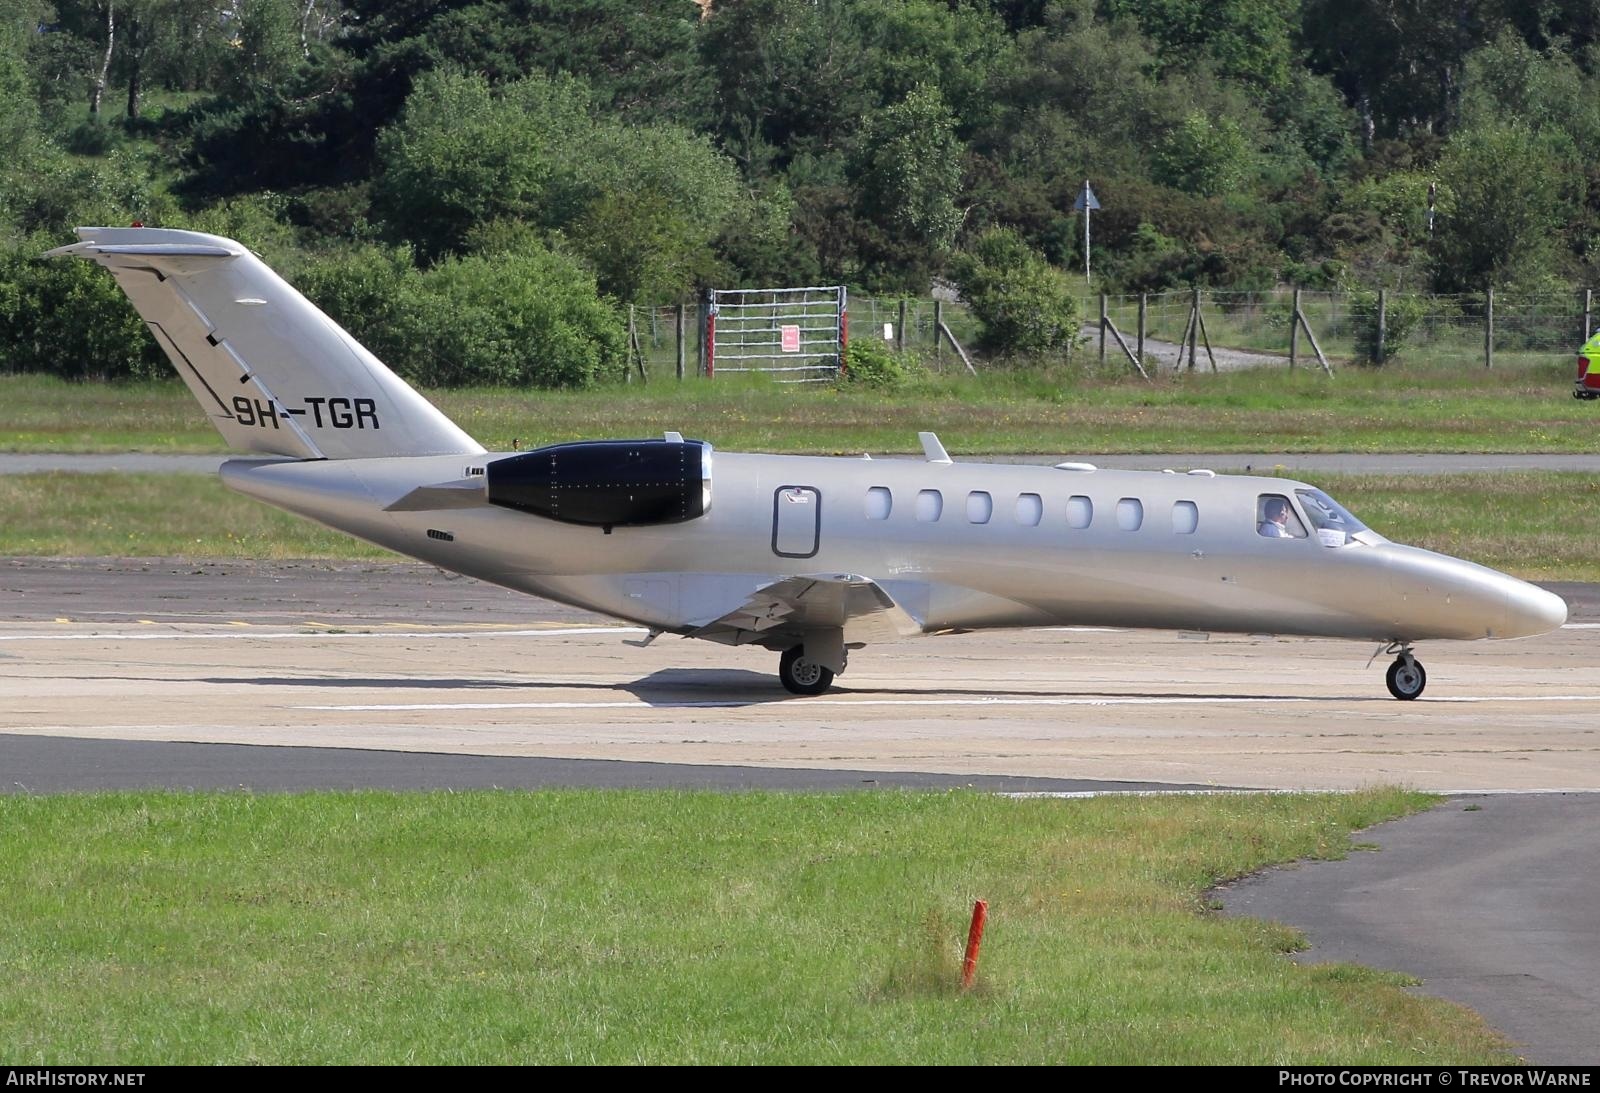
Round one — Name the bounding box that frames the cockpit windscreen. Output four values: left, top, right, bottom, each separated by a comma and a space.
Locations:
1295, 488, 1371, 543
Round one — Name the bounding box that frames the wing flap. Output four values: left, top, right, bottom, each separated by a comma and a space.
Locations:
688, 574, 924, 647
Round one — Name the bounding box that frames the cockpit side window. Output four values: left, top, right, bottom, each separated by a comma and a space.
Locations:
1257, 494, 1307, 539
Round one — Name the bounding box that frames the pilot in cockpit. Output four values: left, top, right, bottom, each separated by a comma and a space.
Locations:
1258, 496, 1306, 538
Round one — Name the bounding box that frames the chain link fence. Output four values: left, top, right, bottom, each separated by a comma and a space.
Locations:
629, 288, 1596, 380
1092, 288, 1595, 373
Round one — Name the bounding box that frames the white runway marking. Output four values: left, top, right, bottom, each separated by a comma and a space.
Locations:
296, 693, 1600, 712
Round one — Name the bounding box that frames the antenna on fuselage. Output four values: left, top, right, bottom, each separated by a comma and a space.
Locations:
918, 432, 953, 464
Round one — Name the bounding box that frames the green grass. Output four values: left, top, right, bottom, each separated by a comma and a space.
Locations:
1311, 472, 1600, 582
0, 788, 1513, 1064
3, 470, 1595, 579
1, 358, 1594, 455
0, 472, 392, 560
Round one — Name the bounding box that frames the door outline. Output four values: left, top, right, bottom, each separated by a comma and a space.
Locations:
772, 485, 821, 558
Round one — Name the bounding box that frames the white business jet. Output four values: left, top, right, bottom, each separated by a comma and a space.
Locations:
50, 228, 1567, 698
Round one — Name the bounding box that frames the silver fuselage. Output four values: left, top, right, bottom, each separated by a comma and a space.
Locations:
221, 451, 1567, 647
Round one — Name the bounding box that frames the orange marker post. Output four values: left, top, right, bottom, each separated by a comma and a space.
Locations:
961, 899, 988, 991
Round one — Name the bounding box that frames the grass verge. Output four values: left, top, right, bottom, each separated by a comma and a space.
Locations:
2, 470, 1596, 581
0, 788, 1512, 1064
1, 360, 1595, 455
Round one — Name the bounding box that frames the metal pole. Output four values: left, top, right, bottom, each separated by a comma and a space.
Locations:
1137, 293, 1147, 371
1187, 287, 1200, 371
1290, 287, 1300, 370
1376, 288, 1388, 365
697, 293, 708, 377
897, 299, 907, 353
1485, 287, 1494, 370
934, 299, 944, 367
676, 303, 686, 381
1084, 207, 1091, 283
1099, 293, 1108, 364
1585, 289, 1592, 341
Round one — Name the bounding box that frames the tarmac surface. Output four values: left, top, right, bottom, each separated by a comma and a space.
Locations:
1223, 793, 1600, 1065
4, 558, 1598, 792
2, 556, 1598, 1062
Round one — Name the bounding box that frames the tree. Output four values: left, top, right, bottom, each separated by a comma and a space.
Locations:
374, 69, 742, 301
1102, 0, 1300, 92
1429, 122, 1579, 290
1301, 0, 1521, 144
372, 69, 594, 261
697, 0, 869, 175
852, 84, 964, 276
1154, 111, 1256, 198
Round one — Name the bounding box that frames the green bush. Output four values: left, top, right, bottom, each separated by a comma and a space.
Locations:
840, 335, 921, 391
0, 238, 165, 380
951, 228, 1081, 356
1348, 291, 1428, 365
302, 242, 626, 389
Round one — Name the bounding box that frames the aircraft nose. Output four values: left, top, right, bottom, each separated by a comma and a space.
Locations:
1381, 545, 1568, 640
1501, 580, 1568, 638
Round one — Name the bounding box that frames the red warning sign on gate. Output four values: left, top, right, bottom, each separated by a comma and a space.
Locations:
780, 324, 801, 352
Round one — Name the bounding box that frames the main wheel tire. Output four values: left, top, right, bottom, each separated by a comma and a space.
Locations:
1386, 657, 1427, 700
779, 645, 835, 696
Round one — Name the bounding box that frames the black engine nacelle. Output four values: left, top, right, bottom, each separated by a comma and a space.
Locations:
485, 439, 712, 528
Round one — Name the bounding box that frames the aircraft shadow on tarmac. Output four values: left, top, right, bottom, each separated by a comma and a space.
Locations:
167, 668, 1368, 707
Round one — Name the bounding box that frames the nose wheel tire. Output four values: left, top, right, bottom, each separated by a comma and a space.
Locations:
779, 646, 835, 696
1386, 656, 1427, 700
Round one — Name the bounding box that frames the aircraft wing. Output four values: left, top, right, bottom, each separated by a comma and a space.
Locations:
688, 575, 926, 647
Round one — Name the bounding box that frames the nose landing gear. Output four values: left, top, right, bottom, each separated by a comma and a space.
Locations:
1384, 645, 1427, 700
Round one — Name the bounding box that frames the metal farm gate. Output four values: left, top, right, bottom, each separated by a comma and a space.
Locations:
705, 286, 847, 381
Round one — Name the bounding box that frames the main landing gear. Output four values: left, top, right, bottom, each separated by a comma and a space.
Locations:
778, 645, 837, 696
1383, 644, 1427, 701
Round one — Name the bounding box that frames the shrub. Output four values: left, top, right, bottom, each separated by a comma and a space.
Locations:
1348, 291, 1428, 365
951, 228, 1081, 356
840, 334, 921, 391
0, 237, 165, 380
399, 249, 626, 388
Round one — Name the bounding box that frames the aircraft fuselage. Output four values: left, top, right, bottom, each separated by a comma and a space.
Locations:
220, 449, 1566, 649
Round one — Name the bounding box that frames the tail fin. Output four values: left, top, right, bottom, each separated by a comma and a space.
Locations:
49, 227, 484, 460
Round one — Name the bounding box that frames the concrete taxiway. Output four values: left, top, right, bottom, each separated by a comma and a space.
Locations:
2, 558, 1598, 792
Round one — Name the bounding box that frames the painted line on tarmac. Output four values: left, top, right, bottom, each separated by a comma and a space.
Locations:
295, 693, 1600, 712
0, 627, 647, 642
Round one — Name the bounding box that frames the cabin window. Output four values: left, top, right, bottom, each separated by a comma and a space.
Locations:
1015, 493, 1043, 526
1117, 497, 1144, 531
916, 489, 943, 522
1067, 495, 1093, 529
865, 486, 892, 520
1172, 500, 1198, 534
1257, 494, 1308, 539
967, 491, 993, 524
